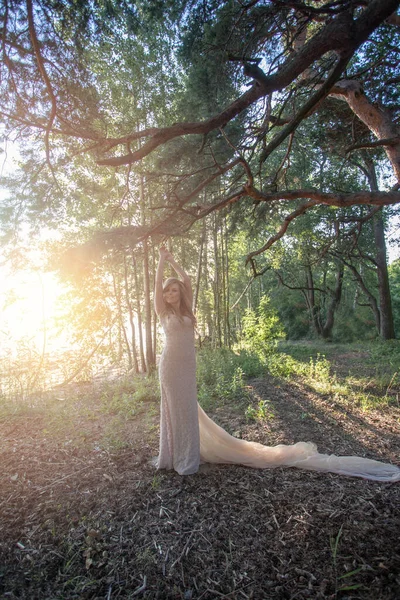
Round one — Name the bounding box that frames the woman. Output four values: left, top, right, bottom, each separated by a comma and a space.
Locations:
154, 246, 200, 475
154, 247, 400, 482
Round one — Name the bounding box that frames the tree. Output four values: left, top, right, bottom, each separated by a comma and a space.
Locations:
1, 0, 400, 359
389, 259, 400, 337
1, 0, 400, 261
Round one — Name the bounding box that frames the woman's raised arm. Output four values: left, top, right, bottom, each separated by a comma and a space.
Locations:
154, 247, 167, 316
166, 252, 193, 306
154, 246, 194, 314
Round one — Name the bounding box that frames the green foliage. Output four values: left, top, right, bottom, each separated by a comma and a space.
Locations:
1, 0, 398, 361
240, 295, 285, 362
330, 306, 377, 343
233, 350, 265, 379
367, 339, 400, 383
100, 375, 159, 417
265, 349, 334, 398
197, 339, 400, 421
197, 347, 250, 411
308, 353, 331, 382
266, 351, 308, 379
389, 258, 400, 337
275, 339, 400, 409
245, 399, 274, 423
196, 344, 269, 410
0, 343, 49, 404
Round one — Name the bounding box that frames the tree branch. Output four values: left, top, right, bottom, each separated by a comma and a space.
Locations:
274, 270, 327, 294
346, 137, 400, 154
243, 187, 400, 263
26, 0, 57, 167
230, 266, 271, 310
330, 78, 400, 180
245, 199, 318, 263
245, 187, 400, 208
97, 0, 398, 167
259, 55, 351, 164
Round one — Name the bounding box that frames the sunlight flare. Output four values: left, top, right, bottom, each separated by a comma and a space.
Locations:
0, 269, 69, 355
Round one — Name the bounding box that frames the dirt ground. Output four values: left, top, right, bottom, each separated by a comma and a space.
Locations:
0, 363, 399, 599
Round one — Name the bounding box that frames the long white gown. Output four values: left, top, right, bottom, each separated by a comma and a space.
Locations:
156, 314, 400, 482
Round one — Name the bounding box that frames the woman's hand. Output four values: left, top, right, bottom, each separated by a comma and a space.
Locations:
158, 244, 193, 305
159, 245, 174, 262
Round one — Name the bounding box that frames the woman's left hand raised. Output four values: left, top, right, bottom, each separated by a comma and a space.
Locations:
160, 246, 174, 262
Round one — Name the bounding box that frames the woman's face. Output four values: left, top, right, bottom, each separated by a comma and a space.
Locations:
163, 283, 181, 307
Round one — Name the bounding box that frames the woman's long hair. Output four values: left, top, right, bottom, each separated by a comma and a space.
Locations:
162, 277, 196, 326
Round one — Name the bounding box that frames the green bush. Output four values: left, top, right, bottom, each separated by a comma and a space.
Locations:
196, 347, 264, 410
266, 352, 308, 378
240, 295, 285, 363
100, 374, 159, 417
234, 350, 265, 378
245, 399, 274, 422
332, 307, 379, 342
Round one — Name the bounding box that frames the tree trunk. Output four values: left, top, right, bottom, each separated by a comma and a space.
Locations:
203, 223, 213, 339
194, 220, 206, 314
330, 80, 400, 181
142, 239, 154, 370
132, 253, 146, 372
112, 273, 132, 368
343, 260, 381, 333
364, 158, 396, 339
224, 215, 231, 348
151, 244, 158, 367
140, 174, 155, 371
321, 262, 344, 339
373, 210, 395, 338
123, 255, 139, 373
305, 265, 322, 336
220, 216, 228, 346
213, 213, 222, 347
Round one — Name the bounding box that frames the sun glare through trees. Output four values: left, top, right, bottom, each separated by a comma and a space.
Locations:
0, 0, 399, 394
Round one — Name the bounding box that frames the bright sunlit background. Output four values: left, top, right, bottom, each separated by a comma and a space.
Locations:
0, 140, 69, 355
0, 266, 69, 355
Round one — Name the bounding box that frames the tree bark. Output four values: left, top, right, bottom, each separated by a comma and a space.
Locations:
151, 244, 158, 368
220, 216, 228, 347
139, 175, 155, 371
142, 239, 154, 370
213, 213, 222, 347
132, 254, 146, 372
305, 265, 322, 336
363, 158, 396, 339
330, 80, 400, 181
112, 273, 132, 368
341, 259, 381, 333
194, 220, 206, 314
373, 210, 395, 338
203, 224, 213, 339
321, 262, 344, 340
123, 255, 139, 373
224, 215, 231, 348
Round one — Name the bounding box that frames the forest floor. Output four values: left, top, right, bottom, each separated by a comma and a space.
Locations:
0, 344, 399, 600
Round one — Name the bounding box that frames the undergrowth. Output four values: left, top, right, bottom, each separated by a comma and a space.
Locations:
1, 340, 398, 434
196, 347, 257, 412
196, 340, 400, 416
265, 340, 400, 411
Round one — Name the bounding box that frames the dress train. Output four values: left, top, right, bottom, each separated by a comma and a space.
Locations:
198, 404, 400, 482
